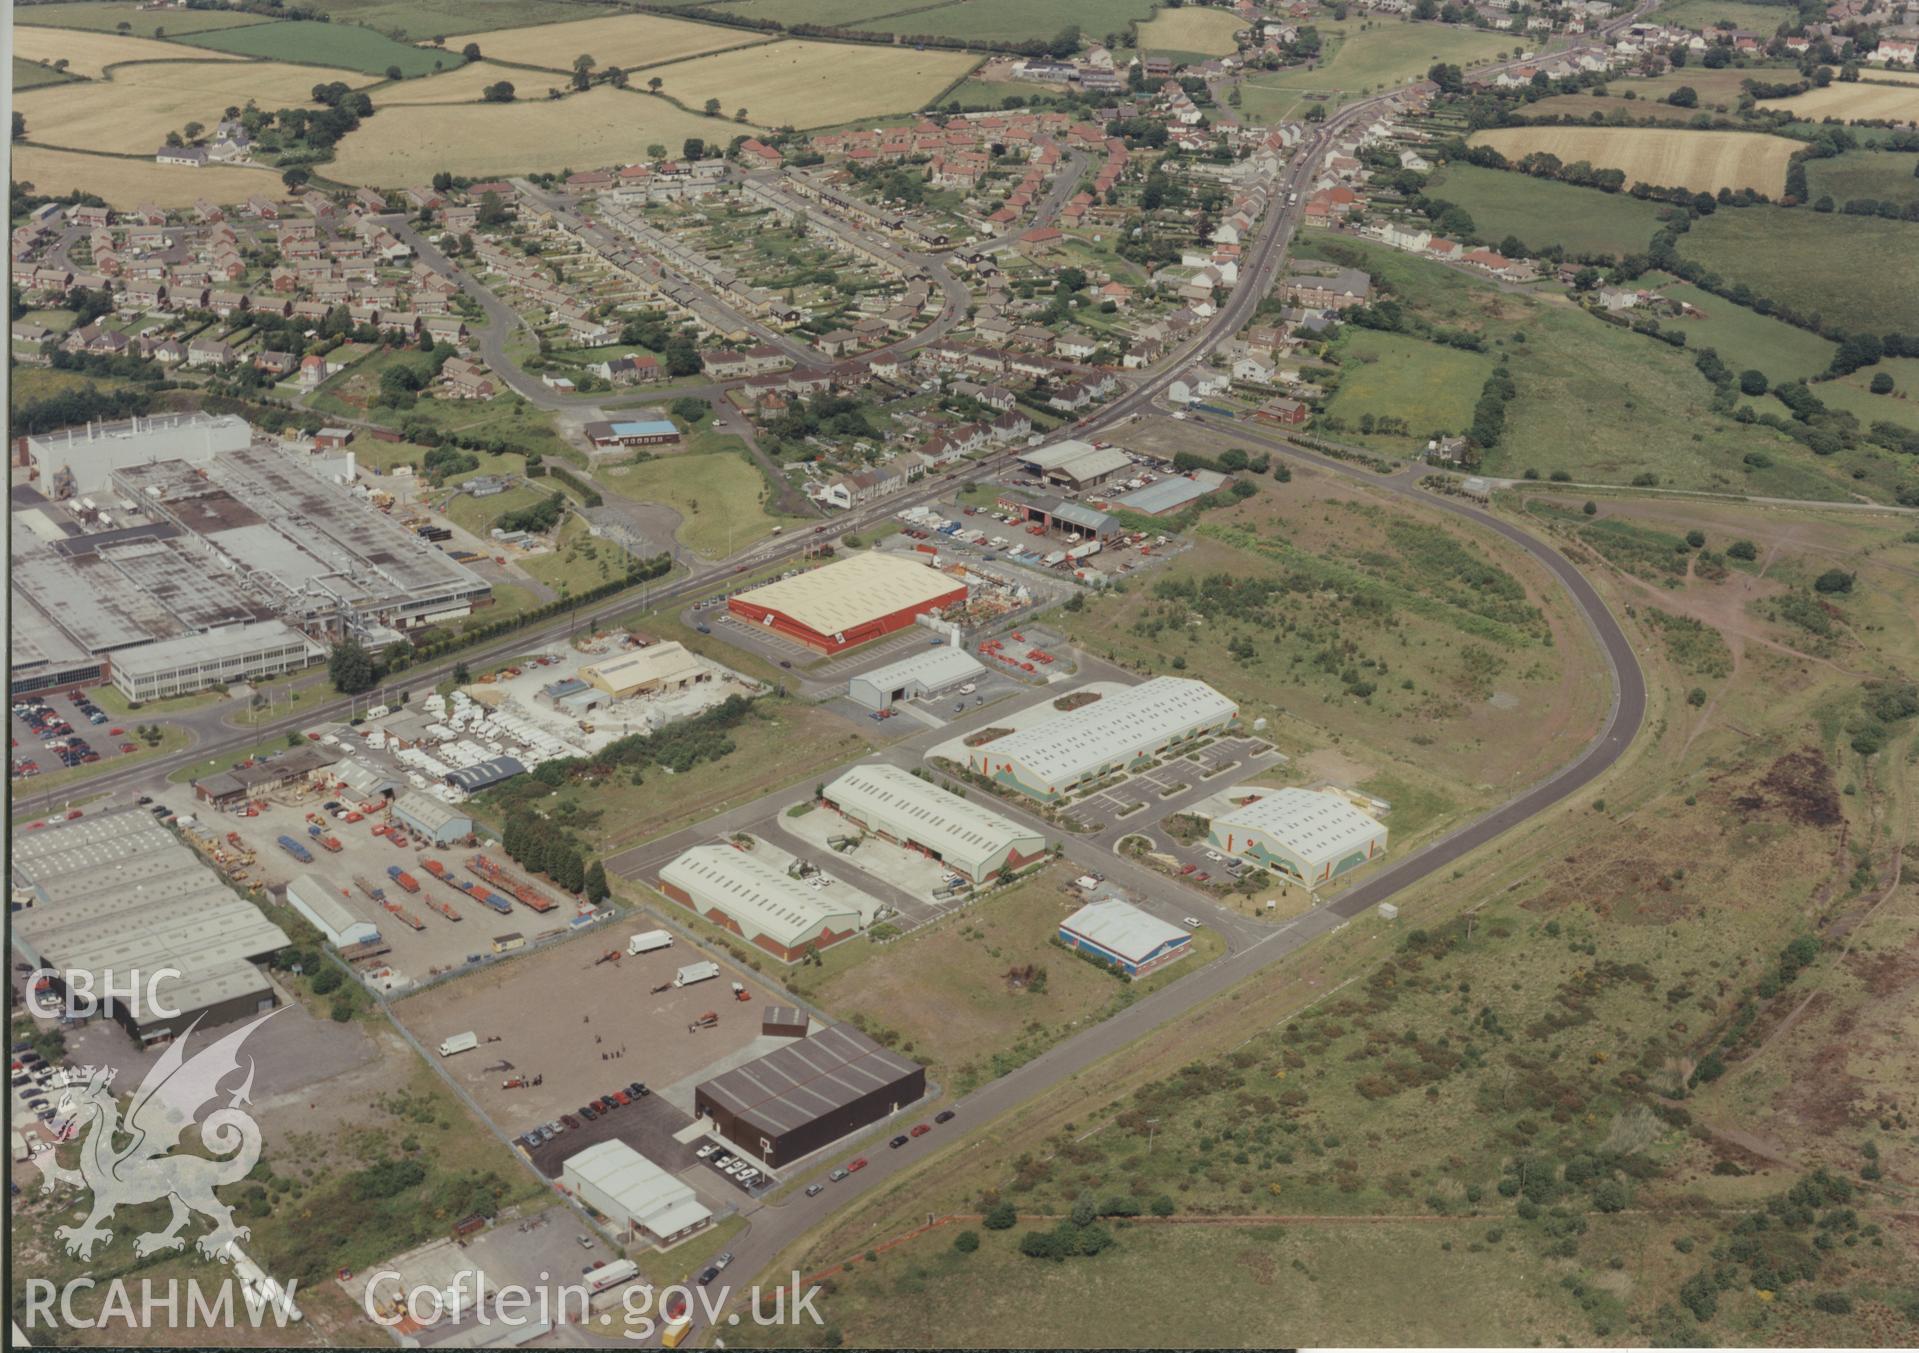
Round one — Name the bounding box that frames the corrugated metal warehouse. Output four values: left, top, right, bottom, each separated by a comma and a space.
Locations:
823, 763, 1046, 882
965, 677, 1238, 801
728, 553, 967, 654
846, 646, 985, 712
285, 874, 382, 948
560, 1139, 711, 1247
9, 809, 289, 1042
443, 756, 525, 795
658, 845, 872, 962
580, 642, 710, 698
1209, 787, 1388, 884
1016, 439, 1135, 490
390, 792, 473, 845
1058, 899, 1192, 977
695, 1023, 925, 1167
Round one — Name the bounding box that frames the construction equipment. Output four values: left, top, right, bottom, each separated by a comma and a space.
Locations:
688, 1011, 718, 1032
593, 950, 622, 967
731, 981, 750, 1002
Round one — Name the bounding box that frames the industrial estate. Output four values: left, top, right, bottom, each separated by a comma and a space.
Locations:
8, 0, 1917, 1349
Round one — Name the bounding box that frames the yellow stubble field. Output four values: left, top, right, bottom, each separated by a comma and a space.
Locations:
1467, 126, 1801, 194
12, 27, 245, 78
325, 84, 723, 183
17, 59, 371, 155
1758, 81, 1919, 122
641, 40, 980, 128
377, 59, 524, 104
10, 145, 284, 207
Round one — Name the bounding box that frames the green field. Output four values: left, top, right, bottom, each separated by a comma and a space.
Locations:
1522, 64, 1782, 124
1803, 148, 1919, 207
14, 1, 270, 37
1238, 22, 1511, 122
856, 0, 1155, 43
1295, 235, 1904, 501
1675, 205, 1919, 334
603, 447, 803, 558
171, 20, 461, 76
1422, 163, 1669, 257
942, 76, 1069, 109
717, 0, 928, 27
1813, 355, 1919, 433
1656, 0, 1798, 32
13, 56, 80, 89
1323, 329, 1495, 445
1651, 279, 1837, 383
294, 0, 596, 40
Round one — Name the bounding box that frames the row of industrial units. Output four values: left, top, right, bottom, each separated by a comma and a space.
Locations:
658, 844, 876, 963
9, 810, 289, 1042
965, 677, 1240, 801
822, 762, 1046, 883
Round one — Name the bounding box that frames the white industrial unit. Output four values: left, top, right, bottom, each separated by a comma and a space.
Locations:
1208, 787, 1387, 885
823, 762, 1044, 881
560, 1139, 711, 1248
965, 677, 1237, 801
847, 646, 986, 712
285, 875, 381, 948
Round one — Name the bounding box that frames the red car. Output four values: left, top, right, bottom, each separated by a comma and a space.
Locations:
121, 743, 138, 753
846, 1157, 868, 1173
909, 1123, 931, 1138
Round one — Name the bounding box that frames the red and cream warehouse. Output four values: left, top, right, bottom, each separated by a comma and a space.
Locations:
727, 552, 966, 654
657, 843, 879, 963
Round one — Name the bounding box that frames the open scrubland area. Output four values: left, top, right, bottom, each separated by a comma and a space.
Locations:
732, 492, 1919, 1349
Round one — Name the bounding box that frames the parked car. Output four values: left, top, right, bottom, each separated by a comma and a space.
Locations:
577, 1234, 595, 1250
806, 1183, 825, 1197
910, 1123, 931, 1137
934, 1109, 956, 1124
845, 1158, 868, 1173
829, 1167, 850, 1182
889, 1134, 909, 1149
579, 1104, 598, 1121
696, 1266, 720, 1287
696, 1143, 716, 1159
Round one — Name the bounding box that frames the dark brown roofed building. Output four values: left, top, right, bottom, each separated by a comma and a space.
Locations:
694, 1024, 924, 1167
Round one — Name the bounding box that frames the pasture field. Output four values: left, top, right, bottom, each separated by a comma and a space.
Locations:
1759, 80, 1919, 122
721, 0, 921, 26
16, 58, 370, 156
855, 0, 1156, 43
1656, 0, 1798, 31
374, 59, 520, 103
8, 145, 284, 207
1136, 5, 1245, 59
1650, 279, 1838, 382
327, 85, 721, 181
1294, 235, 1905, 500
1237, 23, 1509, 122
642, 40, 981, 127
943, 76, 1064, 110
603, 446, 803, 557
13, 57, 81, 90
170, 20, 460, 76
1521, 63, 1779, 120
1421, 163, 1668, 256
1468, 125, 1799, 194
13, 1, 271, 37
297, 0, 596, 38
1323, 329, 1495, 444
441, 12, 758, 73
1675, 205, 1919, 333
10, 27, 243, 78
1815, 355, 1919, 433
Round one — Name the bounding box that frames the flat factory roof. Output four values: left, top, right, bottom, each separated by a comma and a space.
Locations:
391, 791, 470, 834
108, 620, 318, 679
1061, 898, 1189, 963
660, 845, 864, 949
697, 1023, 921, 1136
982, 677, 1236, 786
850, 646, 985, 693
1214, 787, 1386, 867
733, 552, 962, 639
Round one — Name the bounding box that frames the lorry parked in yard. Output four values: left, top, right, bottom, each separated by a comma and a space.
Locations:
627, 929, 673, 956
674, 960, 720, 987
439, 1032, 478, 1057
276, 835, 313, 864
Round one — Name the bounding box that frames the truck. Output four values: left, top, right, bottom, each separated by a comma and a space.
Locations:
674, 961, 720, 988
627, 929, 674, 956
439, 1032, 478, 1057
386, 865, 421, 894
276, 835, 314, 864
492, 932, 525, 954
353, 874, 387, 904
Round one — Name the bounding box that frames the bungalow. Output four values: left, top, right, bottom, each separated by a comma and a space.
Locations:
155, 146, 207, 168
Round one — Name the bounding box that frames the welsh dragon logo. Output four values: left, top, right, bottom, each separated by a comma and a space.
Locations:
34, 1012, 276, 1263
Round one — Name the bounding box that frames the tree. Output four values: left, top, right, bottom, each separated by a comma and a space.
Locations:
183, 120, 204, 143
647, 142, 667, 160
983, 1202, 1017, 1230
282, 166, 312, 191
1572, 266, 1600, 291
386, 64, 403, 80
1738, 368, 1768, 396
482, 81, 515, 103
12, 111, 24, 141
648, 76, 663, 94
462, 42, 482, 62
953, 1230, 980, 1254
1667, 84, 1698, 107
1870, 371, 1895, 394
703, 97, 722, 117
1582, 501, 1597, 516
574, 53, 596, 75
683, 137, 705, 161
1427, 62, 1464, 93
1813, 569, 1853, 594
329, 638, 378, 694
1727, 539, 1758, 560
584, 860, 610, 903
1685, 529, 1706, 548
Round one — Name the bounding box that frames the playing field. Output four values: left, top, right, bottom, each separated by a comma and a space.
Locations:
17, 58, 371, 156
10, 27, 243, 78
13, 1, 271, 38
441, 12, 760, 73
169, 20, 462, 77
375, 60, 522, 104
1676, 205, 1919, 334
854, 0, 1156, 43
8, 145, 284, 208
1136, 5, 1244, 58
1238, 23, 1509, 121
643, 40, 980, 127
1758, 81, 1919, 123
327, 84, 722, 181
1422, 163, 1667, 256
1468, 126, 1799, 194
